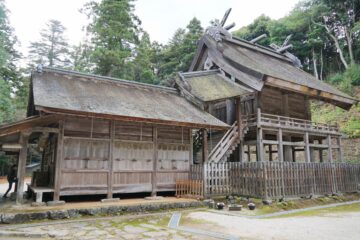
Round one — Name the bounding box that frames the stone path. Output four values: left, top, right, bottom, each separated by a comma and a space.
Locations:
0, 213, 211, 240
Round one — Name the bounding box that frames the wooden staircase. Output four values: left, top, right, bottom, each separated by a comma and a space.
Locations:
208, 120, 249, 163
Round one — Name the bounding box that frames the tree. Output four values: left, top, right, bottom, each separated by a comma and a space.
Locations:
28, 19, 70, 68
158, 18, 203, 81
70, 42, 94, 72
130, 32, 158, 84
234, 15, 272, 46
83, 0, 141, 78
0, 0, 19, 124
312, 0, 360, 69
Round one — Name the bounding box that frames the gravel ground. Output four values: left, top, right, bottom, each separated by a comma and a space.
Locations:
187, 210, 360, 240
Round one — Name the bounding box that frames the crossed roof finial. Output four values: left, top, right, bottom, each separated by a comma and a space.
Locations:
206, 8, 236, 42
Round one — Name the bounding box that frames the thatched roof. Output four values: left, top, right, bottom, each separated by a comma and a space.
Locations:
190, 35, 358, 109
27, 68, 229, 129
177, 70, 253, 102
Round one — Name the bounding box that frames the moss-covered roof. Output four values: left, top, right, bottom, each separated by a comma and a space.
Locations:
178, 70, 252, 102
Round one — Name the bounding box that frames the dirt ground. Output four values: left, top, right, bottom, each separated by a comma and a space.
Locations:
184, 203, 360, 240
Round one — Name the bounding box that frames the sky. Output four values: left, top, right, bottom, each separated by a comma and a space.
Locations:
5, 0, 300, 57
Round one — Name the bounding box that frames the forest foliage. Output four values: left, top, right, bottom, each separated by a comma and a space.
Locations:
0, 0, 359, 137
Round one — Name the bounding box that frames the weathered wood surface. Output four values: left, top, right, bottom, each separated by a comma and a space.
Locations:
189, 162, 360, 199
175, 180, 203, 199
56, 117, 191, 196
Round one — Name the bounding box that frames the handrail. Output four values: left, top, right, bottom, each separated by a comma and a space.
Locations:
208, 121, 239, 162
242, 112, 339, 132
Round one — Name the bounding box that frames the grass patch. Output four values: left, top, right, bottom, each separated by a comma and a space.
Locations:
269, 202, 360, 218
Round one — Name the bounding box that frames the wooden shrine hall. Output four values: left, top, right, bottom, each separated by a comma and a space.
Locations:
0, 9, 359, 203
0, 67, 228, 203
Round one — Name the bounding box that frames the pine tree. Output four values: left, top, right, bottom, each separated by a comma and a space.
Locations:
83, 0, 141, 78
28, 19, 70, 68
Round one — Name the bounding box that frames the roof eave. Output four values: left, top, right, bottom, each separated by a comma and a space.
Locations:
265, 76, 358, 110
36, 106, 230, 131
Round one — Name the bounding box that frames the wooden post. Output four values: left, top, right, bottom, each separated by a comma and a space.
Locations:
239, 142, 245, 162
256, 108, 264, 162
337, 136, 344, 163
292, 147, 296, 162
257, 127, 264, 162
304, 132, 310, 163
53, 120, 64, 201
151, 126, 158, 196
277, 128, 284, 162
236, 97, 244, 162
268, 145, 273, 162
327, 135, 333, 163
319, 139, 323, 163
16, 131, 30, 204
202, 129, 208, 163
107, 120, 115, 199
247, 145, 251, 162
189, 129, 193, 164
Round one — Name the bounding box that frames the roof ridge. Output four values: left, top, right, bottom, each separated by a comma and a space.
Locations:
37, 67, 178, 94
226, 36, 294, 64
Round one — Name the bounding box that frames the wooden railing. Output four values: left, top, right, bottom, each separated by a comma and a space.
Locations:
189, 162, 360, 199
208, 121, 239, 163
175, 180, 203, 199
244, 109, 340, 134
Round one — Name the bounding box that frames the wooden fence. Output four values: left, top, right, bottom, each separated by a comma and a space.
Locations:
188, 162, 360, 199
175, 180, 203, 199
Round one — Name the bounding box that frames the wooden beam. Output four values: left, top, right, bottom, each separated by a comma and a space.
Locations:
151, 126, 158, 196
53, 120, 64, 201
266, 76, 356, 109
31, 127, 59, 134
16, 131, 30, 204
107, 120, 115, 199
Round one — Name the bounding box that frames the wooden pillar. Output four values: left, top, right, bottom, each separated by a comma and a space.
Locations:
189, 129, 193, 164
292, 147, 296, 162
151, 126, 158, 196
247, 145, 251, 162
226, 99, 235, 125
256, 108, 264, 162
239, 142, 245, 162
107, 120, 115, 199
304, 132, 310, 163
319, 139, 323, 162
53, 120, 64, 201
277, 128, 284, 162
327, 135, 333, 163
256, 128, 264, 162
283, 138, 293, 162
16, 132, 30, 204
268, 145, 273, 162
202, 129, 208, 163
236, 97, 244, 162
337, 136, 344, 163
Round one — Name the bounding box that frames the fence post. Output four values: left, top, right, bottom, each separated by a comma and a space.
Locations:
203, 163, 207, 198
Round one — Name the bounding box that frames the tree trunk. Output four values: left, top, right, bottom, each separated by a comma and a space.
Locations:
320, 48, 323, 81
321, 22, 349, 69
312, 47, 319, 79
345, 27, 355, 65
